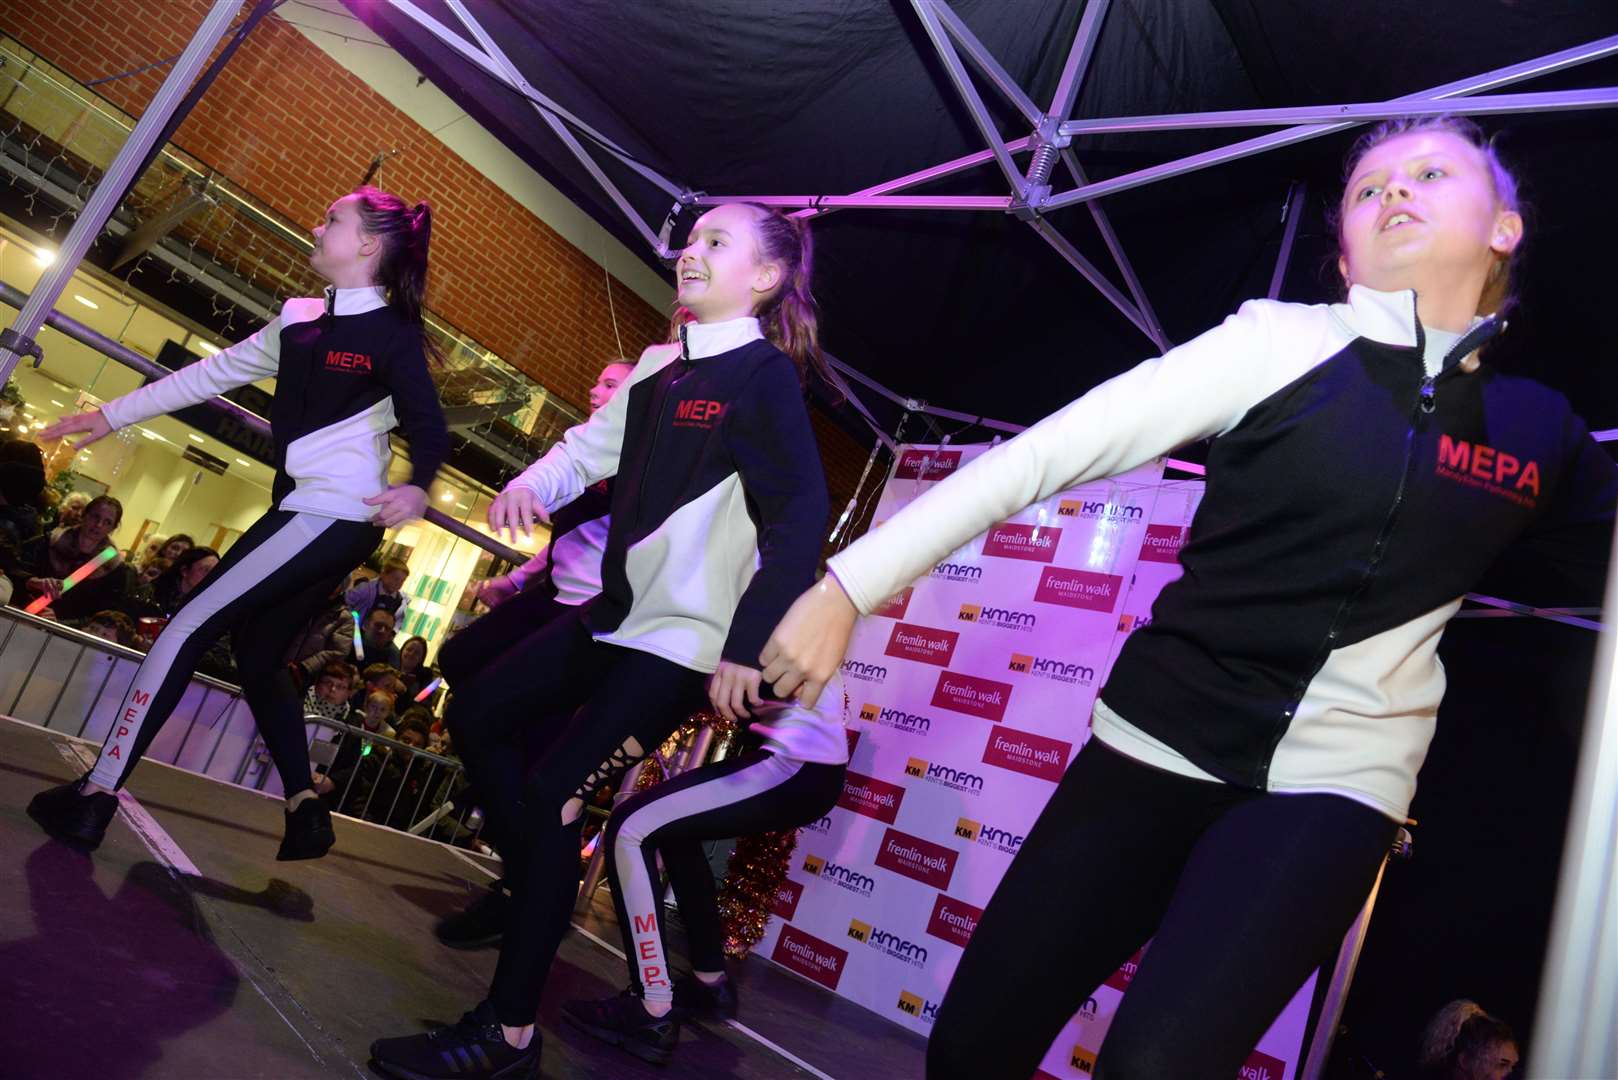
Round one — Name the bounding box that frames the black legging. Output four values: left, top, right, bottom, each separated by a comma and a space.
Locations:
927, 739, 1395, 1080
605, 748, 845, 1005
436, 587, 574, 688
443, 605, 706, 1026
87, 509, 381, 792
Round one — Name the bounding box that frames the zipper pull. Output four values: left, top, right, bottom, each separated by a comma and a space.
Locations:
1419, 376, 1436, 414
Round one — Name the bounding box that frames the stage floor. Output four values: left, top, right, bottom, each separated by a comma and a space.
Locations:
0, 716, 926, 1079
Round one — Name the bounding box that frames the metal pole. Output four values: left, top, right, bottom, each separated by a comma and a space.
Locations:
1268, 181, 1307, 302
1044, 36, 1618, 212
0, 0, 243, 385
909, 0, 1028, 195
1024, 216, 1154, 341
1299, 856, 1390, 1080
1057, 149, 1170, 350
1056, 86, 1618, 138
1530, 527, 1618, 1078
928, 1, 1043, 127
1047, 0, 1113, 122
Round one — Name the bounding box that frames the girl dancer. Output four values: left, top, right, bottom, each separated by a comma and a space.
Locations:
560, 674, 849, 1064
369, 201, 830, 1080
431, 358, 632, 951
761, 117, 1616, 1078
29, 186, 450, 862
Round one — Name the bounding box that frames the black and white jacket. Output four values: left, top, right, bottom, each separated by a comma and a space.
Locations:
102, 285, 449, 522
828, 286, 1616, 820
507, 479, 613, 606
507, 317, 828, 674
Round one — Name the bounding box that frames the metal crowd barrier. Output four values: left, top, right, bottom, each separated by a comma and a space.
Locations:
302, 713, 477, 841
0, 604, 477, 840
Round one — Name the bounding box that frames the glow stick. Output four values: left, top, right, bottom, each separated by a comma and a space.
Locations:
351, 609, 365, 662
414, 676, 442, 702
25, 546, 116, 614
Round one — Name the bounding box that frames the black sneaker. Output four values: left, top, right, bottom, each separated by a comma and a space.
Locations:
370, 1000, 538, 1080
276, 798, 336, 861
561, 989, 680, 1065
672, 974, 739, 1019
28, 776, 119, 852
434, 883, 509, 949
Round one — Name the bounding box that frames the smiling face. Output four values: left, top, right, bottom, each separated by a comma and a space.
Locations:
675, 203, 782, 323
1337, 130, 1521, 308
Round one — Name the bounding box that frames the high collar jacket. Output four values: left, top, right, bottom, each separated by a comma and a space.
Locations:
829, 286, 1616, 819
507, 318, 829, 673
102, 286, 449, 522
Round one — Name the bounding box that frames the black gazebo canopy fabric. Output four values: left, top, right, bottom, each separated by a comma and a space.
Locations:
351, 1, 1618, 435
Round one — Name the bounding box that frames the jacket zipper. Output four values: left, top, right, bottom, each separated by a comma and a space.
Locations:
635, 324, 695, 531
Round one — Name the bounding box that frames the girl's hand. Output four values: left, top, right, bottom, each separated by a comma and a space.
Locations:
709, 660, 765, 722
363, 484, 428, 527
760, 575, 859, 708
27, 577, 63, 600
487, 487, 550, 541
39, 409, 113, 449
476, 574, 519, 608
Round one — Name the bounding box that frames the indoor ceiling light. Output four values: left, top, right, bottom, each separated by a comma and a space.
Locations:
187, 433, 204, 444
197, 341, 220, 355
235, 457, 251, 466
33, 249, 53, 267
73, 294, 98, 310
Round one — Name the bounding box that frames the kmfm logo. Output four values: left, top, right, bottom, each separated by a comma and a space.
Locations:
958, 603, 1037, 631
931, 560, 983, 583
1070, 1043, 1099, 1074
862, 702, 934, 736
906, 757, 985, 796
896, 990, 942, 1024
1057, 498, 1144, 521
848, 919, 929, 969
841, 658, 888, 684
1117, 613, 1153, 634
801, 852, 876, 898
954, 816, 1024, 854
801, 813, 833, 835
1008, 651, 1095, 686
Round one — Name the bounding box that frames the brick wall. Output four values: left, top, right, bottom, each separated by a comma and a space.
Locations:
5, 0, 870, 523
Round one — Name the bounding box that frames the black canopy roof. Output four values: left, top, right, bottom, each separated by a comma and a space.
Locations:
349, 1, 1618, 435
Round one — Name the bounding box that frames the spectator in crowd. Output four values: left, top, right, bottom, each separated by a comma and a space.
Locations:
1419, 1001, 1520, 1080
348, 557, 409, 624
55, 491, 90, 530
0, 438, 43, 606
359, 689, 398, 740
22, 495, 137, 622
350, 662, 403, 711
137, 557, 171, 587
141, 547, 222, 617
356, 606, 402, 669
159, 534, 194, 562
397, 634, 437, 704
136, 535, 169, 567
428, 729, 454, 759
0, 437, 46, 549
125, 546, 233, 679
303, 659, 358, 724
290, 583, 355, 670
80, 609, 136, 647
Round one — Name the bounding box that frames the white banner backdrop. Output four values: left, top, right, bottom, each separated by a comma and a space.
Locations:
757, 445, 1314, 1080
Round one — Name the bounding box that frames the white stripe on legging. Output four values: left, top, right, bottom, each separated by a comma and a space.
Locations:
612, 753, 805, 1005
88, 513, 338, 789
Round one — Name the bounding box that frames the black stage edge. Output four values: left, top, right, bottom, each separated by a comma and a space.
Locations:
0, 716, 925, 1079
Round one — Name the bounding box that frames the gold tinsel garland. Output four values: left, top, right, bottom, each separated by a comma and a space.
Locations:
621, 709, 792, 957
717, 829, 798, 957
